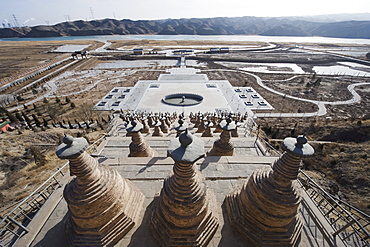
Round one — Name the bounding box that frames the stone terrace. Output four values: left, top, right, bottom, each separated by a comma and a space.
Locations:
22, 116, 330, 247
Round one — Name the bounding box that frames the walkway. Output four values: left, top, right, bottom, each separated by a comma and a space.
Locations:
211, 69, 370, 118
19, 119, 348, 247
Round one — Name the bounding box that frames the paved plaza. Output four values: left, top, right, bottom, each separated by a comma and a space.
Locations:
94, 65, 273, 116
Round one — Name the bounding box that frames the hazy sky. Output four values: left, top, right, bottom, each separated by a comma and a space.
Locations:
1, 0, 369, 27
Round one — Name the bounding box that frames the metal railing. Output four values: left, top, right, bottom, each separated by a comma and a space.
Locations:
300, 203, 333, 247
254, 131, 370, 247
299, 171, 370, 247
0, 134, 107, 247
0, 163, 68, 247
254, 134, 281, 156
243, 117, 281, 156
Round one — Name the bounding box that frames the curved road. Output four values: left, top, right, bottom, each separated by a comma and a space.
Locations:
245, 71, 370, 117
7, 44, 370, 118
210, 69, 370, 118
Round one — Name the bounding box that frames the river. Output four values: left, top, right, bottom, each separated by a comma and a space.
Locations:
1, 35, 370, 45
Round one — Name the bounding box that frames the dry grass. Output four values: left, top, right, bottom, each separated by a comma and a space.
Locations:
0, 128, 105, 211
263, 75, 354, 102
257, 117, 370, 214
0, 40, 103, 81
206, 70, 319, 113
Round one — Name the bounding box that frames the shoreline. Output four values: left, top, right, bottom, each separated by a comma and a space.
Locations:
2, 34, 370, 44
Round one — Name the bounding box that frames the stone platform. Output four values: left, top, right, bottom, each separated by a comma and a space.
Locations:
22, 121, 327, 247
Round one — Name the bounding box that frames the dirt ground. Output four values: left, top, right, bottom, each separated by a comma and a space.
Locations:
0, 39, 369, 215
0, 128, 105, 212
0, 40, 103, 81
256, 117, 370, 214
205, 70, 319, 113
263, 75, 356, 101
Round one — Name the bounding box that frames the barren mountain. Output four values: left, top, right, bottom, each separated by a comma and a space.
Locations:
1, 16, 370, 39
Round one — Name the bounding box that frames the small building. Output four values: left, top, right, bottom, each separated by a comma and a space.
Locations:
0, 119, 12, 132
209, 48, 220, 53
133, 48, 144, 55
220, 47, 229, 53
173, 49, 193, 55
208, 47, 229, 54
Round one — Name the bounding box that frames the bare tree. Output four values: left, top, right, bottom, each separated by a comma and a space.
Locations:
46, 103, 64, 122
78, 103, 96, 120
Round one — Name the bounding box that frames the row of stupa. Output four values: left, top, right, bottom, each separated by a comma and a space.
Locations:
55, 112, 314, 246
123, 112, 240, 157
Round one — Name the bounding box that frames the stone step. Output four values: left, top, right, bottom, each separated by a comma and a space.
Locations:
94, 134, 260, 158
102, 137, 257, 147
68, 215, 133, 246
100, 156, 277, 166
98, 156, 277, 181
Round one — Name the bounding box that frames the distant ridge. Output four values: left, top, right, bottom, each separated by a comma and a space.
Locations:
1, 16, 370, 39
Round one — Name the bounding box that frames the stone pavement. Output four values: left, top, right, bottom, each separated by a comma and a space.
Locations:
29, 158, 274, 247
93, 66, 258, 116
28, 160, 320, 247
14, 111, 337, 246
26, 124, 325, 246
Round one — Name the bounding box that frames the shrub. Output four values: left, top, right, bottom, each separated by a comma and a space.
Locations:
366, 52, 370, 60
32, 114, 41, 127
15, 112, 24, 122
30, 146, 46, 166
6, 111, 17, 123
0, 192, 4, 204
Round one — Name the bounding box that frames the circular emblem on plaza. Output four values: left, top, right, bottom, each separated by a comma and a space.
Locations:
162, 93, 203, 106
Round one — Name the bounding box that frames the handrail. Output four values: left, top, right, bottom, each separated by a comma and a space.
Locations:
255, 135, 281, 156
4, 163, 68, 218
0, 164, 67, 246
85, 134, 107, 153
0, 57, 72, 93
254, 131, 370, 247
254, 133, 281, 156
299, 170, 370, 246
0, 134, 107, 247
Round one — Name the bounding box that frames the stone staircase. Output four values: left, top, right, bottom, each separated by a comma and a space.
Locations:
97, 118, 260, 159
91, 116, 278, 184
